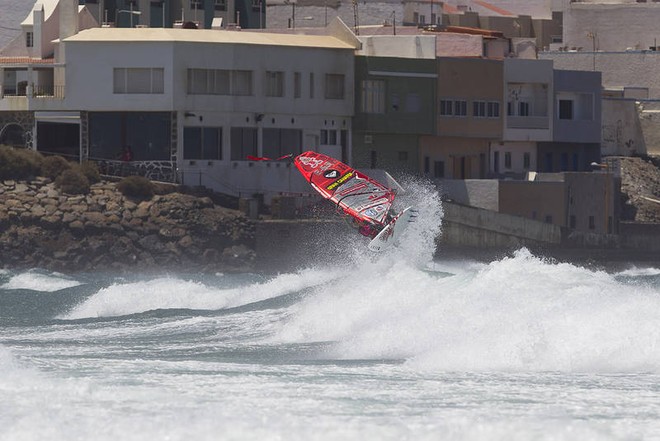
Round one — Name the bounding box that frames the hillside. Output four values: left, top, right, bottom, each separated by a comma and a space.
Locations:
619, 156, 660, 223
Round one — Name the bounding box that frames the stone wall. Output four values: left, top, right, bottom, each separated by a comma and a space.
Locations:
0, 179, 255, 273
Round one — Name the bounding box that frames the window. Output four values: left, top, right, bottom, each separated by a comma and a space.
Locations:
370, 150, 377, 168
494, 151, 500, 173
214, 0, 227, 10
588, 215, 595, 230
191, 0, 202, 8
293, 72, 301, 99
361, 80, 385, 114
545, 215, 553, 224
434, 161, 445, 178
504, 152, 512, 169
424, 156, 430, 174
559, 99, 573, 120
263, 128, 302, 158
113, 68, 164, 94
454, 100, 467, 116
320, 129, 338, 145
309, 73, 314, 98
406, 93, 422, 113
265, 71, 284, 97
523, 152, 530, 169
519, 101, 530, 116
325, 74, 345, 99
487, 101, 500, 117
26, 32, 33, 48
569, 215, 576, 228
507, 101, 514, 116
184, 127, 222, 160
187, 69, 252, 96
251, 0, 261, 10
230, 127, 257, 160
440, 100, 453, 116
473, 101, 486, 117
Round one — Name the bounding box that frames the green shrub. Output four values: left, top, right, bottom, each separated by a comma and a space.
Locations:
117, 175, 154, 200
0, 145, 43, 180
79, 161, 101, 184
55, 168, 90, 195
41, 155, 71, 180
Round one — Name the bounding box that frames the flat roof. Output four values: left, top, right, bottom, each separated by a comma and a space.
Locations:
62, 27, 357, 49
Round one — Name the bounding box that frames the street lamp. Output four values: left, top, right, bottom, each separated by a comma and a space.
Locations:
591, 161, 611, 234
118, 8, 142, 28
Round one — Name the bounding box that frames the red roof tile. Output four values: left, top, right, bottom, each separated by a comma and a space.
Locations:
0, 57, 55, 65
473, 0, 515, 16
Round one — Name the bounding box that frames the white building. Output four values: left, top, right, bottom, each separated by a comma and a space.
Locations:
52, 19, 359, 198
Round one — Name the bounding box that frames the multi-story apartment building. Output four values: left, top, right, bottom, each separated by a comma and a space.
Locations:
0, 0, 359, 199
540, 0, 660, 157
352, 35, 437, 176
81, 0, 265, 30
423, 57, 503, 179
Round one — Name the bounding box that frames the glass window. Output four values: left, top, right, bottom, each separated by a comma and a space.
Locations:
440, 100, 453, 116
434, 160, 444, 178
559, 99, 573, 120
523, 152, 530, 169
184, 127, 202, 160
309, 73, 314, 98
473, 101, 486, 117
230, 127, 257, 160
232, 70, 252, 96
26, 32, 33, 48
325, 74, 345, 100
519, 101, 530, 116
265, 71, 284, 97
214, 0, 227, 10
361, 80, 385, 114
294, 72, 301, 99
504, 152, 511, 169
454, 100, 467, 116
263, 128, 302, 158
89, 112, 171, 160
114, 68, 164, 94
488, 101, 500, 117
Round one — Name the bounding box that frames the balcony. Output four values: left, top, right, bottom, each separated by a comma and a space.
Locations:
1, 84, 64, 99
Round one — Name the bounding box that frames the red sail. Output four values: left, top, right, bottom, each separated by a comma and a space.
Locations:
294, 151, 395, 226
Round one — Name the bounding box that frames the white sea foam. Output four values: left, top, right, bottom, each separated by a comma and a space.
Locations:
273, 249, 660, 373
60, 268, 342, 319
616, 266, 660, 277
0, 270, 82, 292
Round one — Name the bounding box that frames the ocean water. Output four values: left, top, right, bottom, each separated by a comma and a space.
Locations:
1, 178, 660, 441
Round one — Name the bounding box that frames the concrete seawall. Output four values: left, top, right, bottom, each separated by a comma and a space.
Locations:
255, 201, 660, 271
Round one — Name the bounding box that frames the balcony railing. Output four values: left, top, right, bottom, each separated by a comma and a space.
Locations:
32, 85, 65, 98
1, 84, 65, 99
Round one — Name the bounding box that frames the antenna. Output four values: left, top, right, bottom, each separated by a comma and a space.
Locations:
353, 0, 360, 35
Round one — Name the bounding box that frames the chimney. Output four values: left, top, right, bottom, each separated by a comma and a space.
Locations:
59, 0, 79, 41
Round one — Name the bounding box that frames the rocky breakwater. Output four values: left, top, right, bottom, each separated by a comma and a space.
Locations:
0, 178, 255, 273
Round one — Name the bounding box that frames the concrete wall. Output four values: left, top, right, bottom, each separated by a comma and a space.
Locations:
601, 98, 646, 156
541, 51, 660, 98
499, 180, 566, 225
563, 2, 660, 53
441, 201, 562, 247
440, 179, 499, 211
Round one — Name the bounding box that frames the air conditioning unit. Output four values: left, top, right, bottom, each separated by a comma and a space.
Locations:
364, 135, 373, 144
